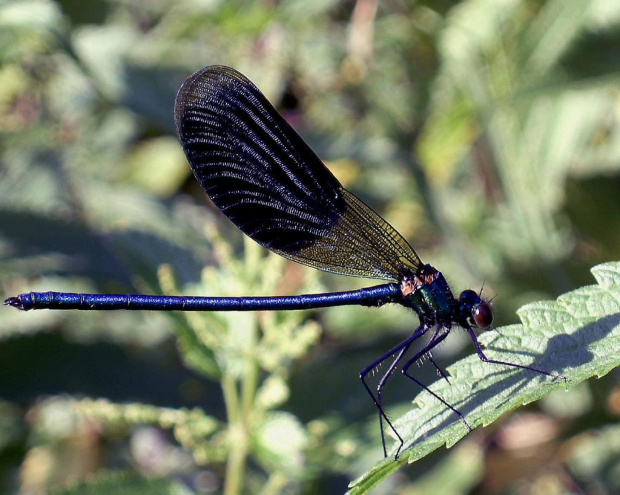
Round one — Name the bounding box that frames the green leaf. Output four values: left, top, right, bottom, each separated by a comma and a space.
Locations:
348, 261, 620, 494
0, 0, 63, 33
253, 411, 308, 475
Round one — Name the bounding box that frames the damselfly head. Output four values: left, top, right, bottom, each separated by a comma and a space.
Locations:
458, 289, 493, 329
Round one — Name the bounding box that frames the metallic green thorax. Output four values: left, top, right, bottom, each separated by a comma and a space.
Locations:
399, 264, 459, 327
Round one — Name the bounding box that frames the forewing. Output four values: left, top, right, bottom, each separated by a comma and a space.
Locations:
175, 65, 421, 281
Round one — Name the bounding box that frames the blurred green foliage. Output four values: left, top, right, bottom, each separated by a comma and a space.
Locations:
0, 0, 619, 494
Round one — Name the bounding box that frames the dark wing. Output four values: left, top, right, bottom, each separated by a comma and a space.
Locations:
174, 65, 422, 282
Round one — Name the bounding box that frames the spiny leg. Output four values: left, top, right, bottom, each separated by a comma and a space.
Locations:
407, 325, 449, 379
410, 325, 451, 383
401, 327, 473, 433
465, 327, 566, 382
360, 325, 428, 458
429, 356, 450, 383
375, 345, 411, 457
361, 343, 410, 458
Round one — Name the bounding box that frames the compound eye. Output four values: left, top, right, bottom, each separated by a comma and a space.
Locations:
473, 302, 493, 328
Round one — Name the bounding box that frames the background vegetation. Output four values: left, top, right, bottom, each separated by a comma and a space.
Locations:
1, 0, 619, 493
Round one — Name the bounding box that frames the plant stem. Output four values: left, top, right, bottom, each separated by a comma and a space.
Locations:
222, 376, 247, 495
224, 420, 250, 495
222, 240, 263, 495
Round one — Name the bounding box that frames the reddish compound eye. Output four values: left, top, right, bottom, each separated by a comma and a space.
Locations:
473, 302, 493, 328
